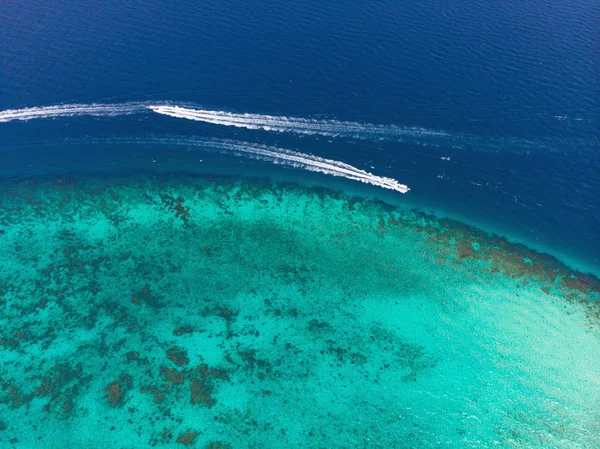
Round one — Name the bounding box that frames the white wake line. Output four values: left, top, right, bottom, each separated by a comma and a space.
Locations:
149, 105, 449, 138
0, 102, 410, 192
0, 102, 153, 122
0, 102, 446, 141
116, 137, 410, 194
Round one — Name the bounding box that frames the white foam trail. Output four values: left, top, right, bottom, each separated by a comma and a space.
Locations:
212, 140, 409, 193
116, 137, 410, 194
148, 105, 448, 139
0, 102, 151, 123
0, 102, 445, 143
0, 102, 572, 158
0, 102, 410, 192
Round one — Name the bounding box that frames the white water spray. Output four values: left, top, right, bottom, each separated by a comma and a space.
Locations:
0, 102, 152, 122
149, 105, 448, 139
115, 136, 410, 194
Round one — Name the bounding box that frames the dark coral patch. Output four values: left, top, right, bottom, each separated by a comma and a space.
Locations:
104, 374, 133, 408
161, 427, 173, 440
160, 366, 186, 385
131, 286, 162, 307
29, 363, 92, 416
105, 381, 124, 408
206, 442, 232, 449
125, 350, 149, 365
174, 326, 194, 336
190, 378, 215, 408
140, 385, 166, 403
176, 430, 198, 445
160, 193, 191, 226
167, 346, 190, 366
217, 306, 237, 322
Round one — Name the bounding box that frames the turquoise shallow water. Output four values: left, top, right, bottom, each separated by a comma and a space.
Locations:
1, 173, 599, 448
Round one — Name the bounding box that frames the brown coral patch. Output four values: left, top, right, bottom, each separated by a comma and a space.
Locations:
176, 430, 198, 446
190, 378, 215, 408
160, 193, 191, 226
160, 366, 185, 385
140, 385, 165, 403
160, 427, 172, 440
194, 363, 230, 381
126, 351, 140, 362
456, 238, 479, 260
206, 442, 232, 449
237, 349, 272, 375
28, 362, 93, 416
125, 350, 149, 365
217, 306, 237, 322
61, 394, 75, 413
105, 382, 124, 408
430, 213, 600, 323
207, 367, 229, 381
377, 216, 387, 233
174, 199, 191, 225
561, 273, 600, 293
0, 338, 20, 349
174, 326, 193, 336
186, 363, 230, 408
131, 286, 162, 307
104, 374, 132, 408
167, 346, 190, 366
3, 383, 26, 409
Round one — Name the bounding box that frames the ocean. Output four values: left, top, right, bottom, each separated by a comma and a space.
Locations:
0, 0, 599, 447
1, 0, 598, 272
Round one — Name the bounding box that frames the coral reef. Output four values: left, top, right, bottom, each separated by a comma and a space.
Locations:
0, 173, 598, 448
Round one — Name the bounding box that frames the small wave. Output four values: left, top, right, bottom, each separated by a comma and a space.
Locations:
148, 105, 448, 140
100, 136, 410, 194
0, 102, 152, 123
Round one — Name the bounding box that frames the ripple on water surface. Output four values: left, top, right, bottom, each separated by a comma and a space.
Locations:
0, 174, 599, 449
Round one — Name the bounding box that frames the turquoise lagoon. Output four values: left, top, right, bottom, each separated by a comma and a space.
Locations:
0, 173, 599, 449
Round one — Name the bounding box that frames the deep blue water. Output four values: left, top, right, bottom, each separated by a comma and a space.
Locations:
0, 0, 599, 273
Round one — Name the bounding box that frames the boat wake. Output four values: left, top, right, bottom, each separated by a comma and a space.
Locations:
0, 102, 152, 122
99, 136, 410, 193
149, 105, 448, 139
0, 102, 446, 142
0, 102, 413, 192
